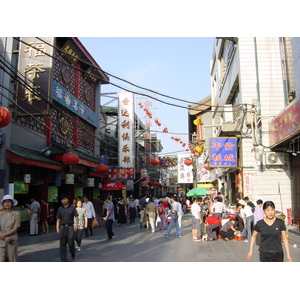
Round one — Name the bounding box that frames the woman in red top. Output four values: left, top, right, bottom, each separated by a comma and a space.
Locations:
163, 199, 170, 214
205, 214, 221, 241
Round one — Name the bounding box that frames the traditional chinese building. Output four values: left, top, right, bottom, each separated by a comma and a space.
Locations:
0, 37, 109, 222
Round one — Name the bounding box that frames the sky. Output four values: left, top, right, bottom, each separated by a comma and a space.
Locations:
79, 37, 215, 156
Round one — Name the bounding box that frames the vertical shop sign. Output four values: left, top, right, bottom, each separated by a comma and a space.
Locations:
118, 92, 135, 169
177, 153, 193, 184
16, 37, 54, 116
209, 137, 237, 167
243, 171, 256, 195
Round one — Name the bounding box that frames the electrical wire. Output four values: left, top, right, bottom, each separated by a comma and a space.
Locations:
29, 37, 247, 112
0, 54, 122, 154
3, 37, 252, 160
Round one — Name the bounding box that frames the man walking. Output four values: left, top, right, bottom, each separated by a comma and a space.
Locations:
146, 198, 158, 233
163, 195, 182, 238
82, 195, 96, 237
103, 197, 115, 240
56, 194, 78, 262
191, 197, 202, 241
29, 197, 40, 236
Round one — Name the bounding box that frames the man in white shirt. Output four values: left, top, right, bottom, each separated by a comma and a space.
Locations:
212, 197, 224, 219
163, 195, 182, 238
191, 198, 202, 241
177, 200, 183, 228
82, 195, 96, 237
30, 197, 40, 236
239, 200, 254, 242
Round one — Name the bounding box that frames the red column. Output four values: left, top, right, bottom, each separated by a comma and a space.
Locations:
74, 116, 78, 147
45, 117, 51, 146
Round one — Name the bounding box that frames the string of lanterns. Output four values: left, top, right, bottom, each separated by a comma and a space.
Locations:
137, 102, 169, 134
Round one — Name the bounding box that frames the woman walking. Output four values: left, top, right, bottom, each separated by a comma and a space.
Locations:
74, 200, 88, 252
247, 200, 292, 262
117, 198, 127, 226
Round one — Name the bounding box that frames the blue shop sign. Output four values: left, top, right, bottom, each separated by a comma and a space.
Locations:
52, 81, 98, 127
209, 137, 237, 167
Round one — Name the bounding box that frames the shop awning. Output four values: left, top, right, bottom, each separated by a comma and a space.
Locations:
7, 144, 63, 170
197, 183, 215, 188
41, 142, 102, 168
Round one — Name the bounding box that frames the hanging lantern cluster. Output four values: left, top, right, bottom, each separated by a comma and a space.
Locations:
153, 118, 168, 133
143, 108, 152, 118
171, 135, 204, 156
0, 106, 11, 128
62, 152, 79, 166
149, 156, 178, 169
154, 119, 161, 126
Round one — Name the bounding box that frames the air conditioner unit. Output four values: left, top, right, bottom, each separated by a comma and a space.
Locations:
221, 121, 242, 134
265, 152, 285, 166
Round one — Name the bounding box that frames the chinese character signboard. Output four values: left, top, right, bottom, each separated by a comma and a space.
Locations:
209, 137, 237, 168
61, 40, 80, 65
52, 81, 98, 127
108, 168, 134, 179
177, 154, 193, 184
16, 37, 54, 116
118, 92, 135, 169
243, 171, 257, 195
269, 97, 300, 146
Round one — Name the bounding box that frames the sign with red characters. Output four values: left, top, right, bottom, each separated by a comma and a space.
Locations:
269, 97, 300, 146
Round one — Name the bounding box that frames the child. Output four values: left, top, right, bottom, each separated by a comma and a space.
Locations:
166, 211, 173, 225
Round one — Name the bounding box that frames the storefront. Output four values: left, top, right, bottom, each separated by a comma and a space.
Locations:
6, 143, 107, 229
269, 96, 300, 224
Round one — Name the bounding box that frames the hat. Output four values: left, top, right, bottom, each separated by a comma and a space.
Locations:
238, 200, 247, 206
1, 194, 18, 206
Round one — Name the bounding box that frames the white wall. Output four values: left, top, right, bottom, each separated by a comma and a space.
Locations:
210, 37, 293, 216
292, 37, 300, 99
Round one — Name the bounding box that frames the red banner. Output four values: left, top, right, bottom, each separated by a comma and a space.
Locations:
269, 97, 300, 146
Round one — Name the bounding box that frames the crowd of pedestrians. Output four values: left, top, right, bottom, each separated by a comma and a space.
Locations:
0, 191, 293, 262
187, 193, 293, 262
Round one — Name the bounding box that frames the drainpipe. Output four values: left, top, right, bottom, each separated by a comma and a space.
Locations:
279, 37, 289, 106
253, 37, 263, 171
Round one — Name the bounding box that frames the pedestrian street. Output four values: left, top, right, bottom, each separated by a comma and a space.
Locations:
17, 214, 300, 263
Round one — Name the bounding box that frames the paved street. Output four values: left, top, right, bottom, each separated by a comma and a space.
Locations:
17, 214, 300, 262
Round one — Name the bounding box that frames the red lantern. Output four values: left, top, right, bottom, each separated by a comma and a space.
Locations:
96, 164, 109, 173
151, 158, 160, 165
62, 152, 79, 166
184, 158, 193, 165
178, 188, 183, 191
0, 106, 11, 128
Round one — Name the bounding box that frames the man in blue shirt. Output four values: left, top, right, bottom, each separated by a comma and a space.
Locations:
103, 197, 115, 240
